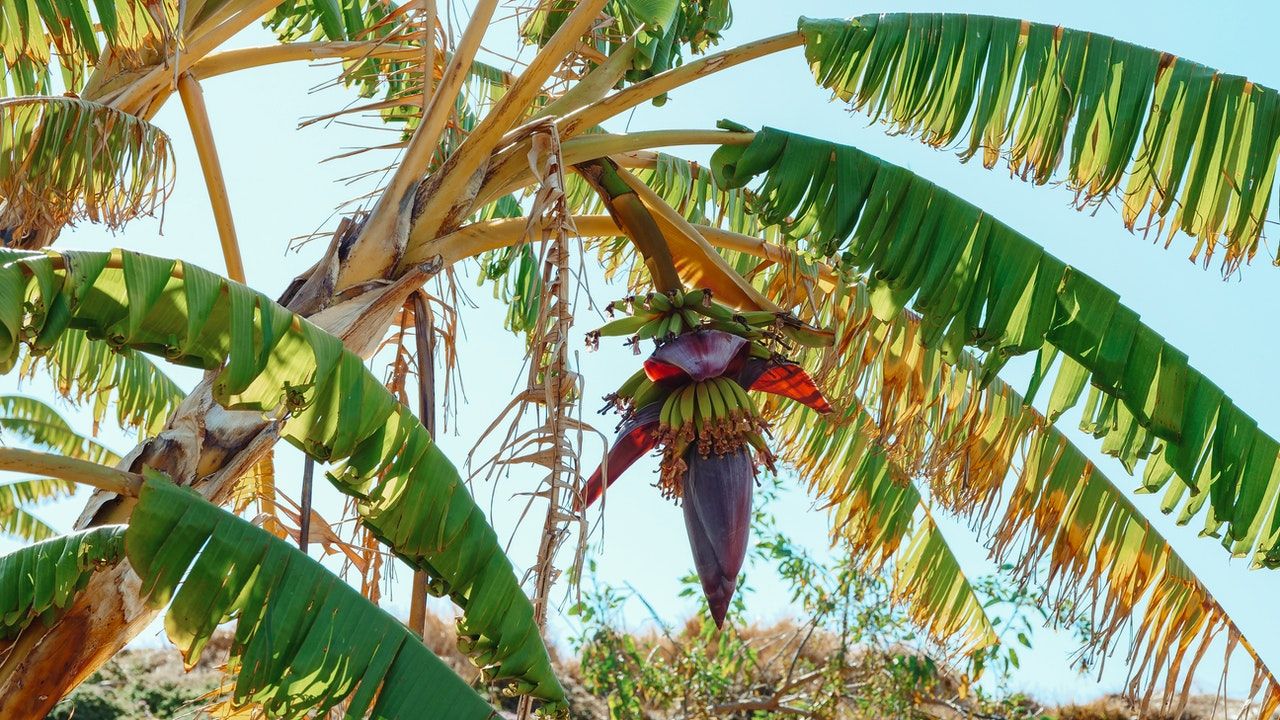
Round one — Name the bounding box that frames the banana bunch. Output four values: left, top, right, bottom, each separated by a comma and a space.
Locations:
587, 288, 778, 347
655, 377, 768, 461
602, 367, 664, 414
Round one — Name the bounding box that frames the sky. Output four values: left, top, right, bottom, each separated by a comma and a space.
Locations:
4, 0, 1280, 708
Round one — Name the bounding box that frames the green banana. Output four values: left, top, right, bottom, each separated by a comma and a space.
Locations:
660, 391, 678, 430
694, 382, 713, 424
632, 378, 666, 410
692, 299, 735, 323
683, 289, 708, 308
615, 369, 647, 399
648, 292, 672, 313
637, 316, 664, 340
707, 378, 730, 419
668, 312, 684, 337
735, 310, 779, 327
678, 385, 696, 431
725, 378, 757, 418
595, 314, 652, 337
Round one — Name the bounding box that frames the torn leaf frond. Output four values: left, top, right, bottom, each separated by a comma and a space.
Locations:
19, 328, 186, 439
771, 279, 1280, 715
0, 0, 177, 94
799, 15, 1280, 273
717, 127, 1280, 570
0, 97, 174, 247
0, 247, 565, 708
0, 395, 120, 465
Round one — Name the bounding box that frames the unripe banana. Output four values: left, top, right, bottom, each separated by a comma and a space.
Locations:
668, 312, 684, 337
649, 292, 672, 312
660, 391, 678, 429
732, 379, 760, 418
638, 315, 666, 340
680, 308, 701, 330
678, 385, 696, 430
672, 288, 685, 307
654, 313, 672, 339
615, 368, 647, 399
631, 378, 666, 409
694, 381, 713, 424
707, 378, 730, 419
736, 310, 779, 327
693, 299, 735, 322
595, 314, 651, 337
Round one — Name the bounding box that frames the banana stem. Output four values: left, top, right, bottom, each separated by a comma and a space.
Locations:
190, 42, 423, 80
559, 32, 803, 139
408, 0, 610, 243
0, 448, 142, 498
338, 0, 499, 289
408, 290, 436, 637
177, 72, 245, 283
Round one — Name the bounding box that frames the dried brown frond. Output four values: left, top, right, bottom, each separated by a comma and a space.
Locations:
0, 97, 174, 247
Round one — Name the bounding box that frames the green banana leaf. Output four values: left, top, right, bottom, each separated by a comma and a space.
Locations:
0, 394, 119, 465
0, 477, 77, 541
0, 525, 125, 638
712, 126, 1280, 568
0, 394, 120, 541
602, 147, 1280, 709
772, 283, 1280, 710
127, 471, 497, 719
797, 15, 1280, 272
0, 247, 564, 707
19, 328, 186, 438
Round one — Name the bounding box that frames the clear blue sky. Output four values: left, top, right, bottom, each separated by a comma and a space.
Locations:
4, 0, 1280, 707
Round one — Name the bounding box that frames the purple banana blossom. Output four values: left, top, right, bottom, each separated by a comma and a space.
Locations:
583, 328, 833, 628
682, 448, 754, 627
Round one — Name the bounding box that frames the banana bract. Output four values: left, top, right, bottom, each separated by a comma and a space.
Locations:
583, 290, 832, 626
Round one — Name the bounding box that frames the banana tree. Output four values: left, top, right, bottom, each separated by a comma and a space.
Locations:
1, 0, 1279, 718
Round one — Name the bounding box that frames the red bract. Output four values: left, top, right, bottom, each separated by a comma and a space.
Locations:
580, 403, 661, 508
644, 329, 748, 384
738, 358, 834, 414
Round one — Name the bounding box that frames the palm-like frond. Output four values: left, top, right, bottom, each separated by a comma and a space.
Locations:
0, 504, 56, 540
775, 283, 1280, 714
798, 15, 1280, 273
0, 526, 125, 638
0, 248, 564, 707
19, 328, 186, 437
0, 0, 176, 94
0, 395, 119, 464
589, 146, 1280, 709
0, 395, 115, 541
807, 433, 995, 659
0, 97, 174, 246
126, 471, 497, 718
713, 127, 1280, 566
